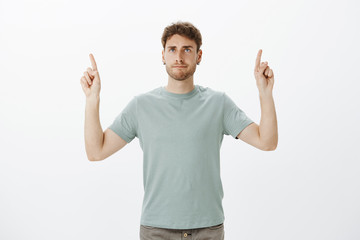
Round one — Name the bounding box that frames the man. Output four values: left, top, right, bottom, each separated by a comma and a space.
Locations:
80, 21, 278, 240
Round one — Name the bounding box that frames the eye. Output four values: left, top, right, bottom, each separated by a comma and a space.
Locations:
185, 49, 191, 52
169, 49, 175, 52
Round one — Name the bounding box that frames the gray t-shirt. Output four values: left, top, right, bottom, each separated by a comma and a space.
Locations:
108, 84, 254, 229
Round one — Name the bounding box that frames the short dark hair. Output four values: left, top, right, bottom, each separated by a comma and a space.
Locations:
161, 21, 202, 53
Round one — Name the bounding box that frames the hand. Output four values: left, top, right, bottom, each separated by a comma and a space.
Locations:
80, 53, 101, 98
254, 49, 274, 96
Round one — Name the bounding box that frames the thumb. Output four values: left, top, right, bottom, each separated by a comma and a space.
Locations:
90, 70, 99, 78
92, 70, 100, 81
259, 61, 268, 72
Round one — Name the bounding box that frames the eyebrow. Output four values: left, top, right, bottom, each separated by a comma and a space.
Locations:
167, 45, 194, 49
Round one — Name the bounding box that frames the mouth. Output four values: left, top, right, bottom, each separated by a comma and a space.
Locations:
173, 66, 187, 68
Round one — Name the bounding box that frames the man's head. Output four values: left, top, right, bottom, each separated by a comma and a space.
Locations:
161, 21, 203, 81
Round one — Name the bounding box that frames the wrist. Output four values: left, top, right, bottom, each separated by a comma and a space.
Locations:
259, 91, 273, 99
86, 94, 100, 102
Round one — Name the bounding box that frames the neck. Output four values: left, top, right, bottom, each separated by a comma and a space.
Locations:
165, 76, 195, 94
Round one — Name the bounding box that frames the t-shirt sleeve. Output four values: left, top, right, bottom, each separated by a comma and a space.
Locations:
108, 96, 138, 143
222, 92, 254, 139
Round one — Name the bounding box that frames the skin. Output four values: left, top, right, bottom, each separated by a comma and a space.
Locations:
80, 53, 100, 98
237, 49, 278, 150
254, 49, 274, 96
161, 34, 202, 94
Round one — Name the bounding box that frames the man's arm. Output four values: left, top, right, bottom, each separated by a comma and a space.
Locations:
84, 95, 104, 161
81, 53, 128, 161
84, 96, 128, 161
237, 49, 278, 151
237, 93, 278, 151
95, 128, 128, 161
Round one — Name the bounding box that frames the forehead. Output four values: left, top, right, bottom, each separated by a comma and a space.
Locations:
166, 34, 196, 47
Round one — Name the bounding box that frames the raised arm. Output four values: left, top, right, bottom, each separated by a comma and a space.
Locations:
237, 49, 278, 151
80, 54, 128, 161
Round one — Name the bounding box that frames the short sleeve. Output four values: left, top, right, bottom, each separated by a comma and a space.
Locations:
222, 92, 254, 139
108, 96, 138, 143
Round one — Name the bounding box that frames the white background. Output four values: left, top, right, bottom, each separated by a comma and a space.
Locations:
1, 0, 359, 239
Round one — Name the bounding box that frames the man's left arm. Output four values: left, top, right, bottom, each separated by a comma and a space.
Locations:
237, 49, 278, 151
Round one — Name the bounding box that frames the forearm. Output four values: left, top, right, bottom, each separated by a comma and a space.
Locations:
259, 92, 278, 150
84, 95, 104, 160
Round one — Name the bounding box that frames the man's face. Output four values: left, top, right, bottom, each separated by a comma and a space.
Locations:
162, 34, 202, 81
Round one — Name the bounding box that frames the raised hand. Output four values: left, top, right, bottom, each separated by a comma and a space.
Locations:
254, 49, 274, 95
80, 53, 101, 98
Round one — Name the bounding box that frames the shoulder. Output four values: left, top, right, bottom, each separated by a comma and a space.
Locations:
135, 86, 162, 101
201, 87, 242, 110
197, 85, 224, 100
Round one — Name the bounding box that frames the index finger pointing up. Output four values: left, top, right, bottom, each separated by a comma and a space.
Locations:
255, 49, 262, 71
89, 53, 98, 71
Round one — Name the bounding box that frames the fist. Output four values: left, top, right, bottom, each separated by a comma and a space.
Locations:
80, 53, 101, 98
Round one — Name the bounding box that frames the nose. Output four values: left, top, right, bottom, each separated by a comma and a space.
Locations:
176, 51, 184, 64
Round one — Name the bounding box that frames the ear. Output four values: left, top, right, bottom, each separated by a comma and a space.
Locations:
162, 49, 165, 64
197, 49, 202, 64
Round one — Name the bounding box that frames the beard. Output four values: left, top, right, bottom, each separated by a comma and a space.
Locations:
165, 63, 197, 81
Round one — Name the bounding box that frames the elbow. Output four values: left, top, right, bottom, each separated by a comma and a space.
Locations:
261, 137, 278, 151
263, 144, 277, 151
86, 151, 96, 161
85, 148, 104, 161
87, 154, 103, 161
267, 146, 277, 151
87, 156, 97, 161
261, 141, 277, 151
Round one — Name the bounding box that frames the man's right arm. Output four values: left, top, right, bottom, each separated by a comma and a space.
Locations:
84, 95, 128, 161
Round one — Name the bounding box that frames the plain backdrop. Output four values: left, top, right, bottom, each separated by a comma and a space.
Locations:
1, 0, 359, 239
